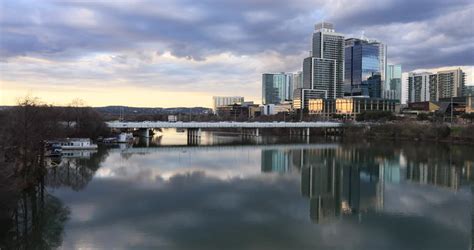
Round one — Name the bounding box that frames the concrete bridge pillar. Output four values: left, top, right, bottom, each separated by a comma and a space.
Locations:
139, 128, 151, 138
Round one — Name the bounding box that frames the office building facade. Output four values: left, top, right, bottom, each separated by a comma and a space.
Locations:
296, 22, 344, 110
408, 72, 432, 103
430, 68, 465, 100
308, 97, 396, 116
385, 64, 402, 101
408, 68, 466, 103
262, 72, 294, 104
311, 22, 345, 99
344, 38, 387, 98
293, 88, 327, 110
292, 71, 303, 90
213, 96, 244, 111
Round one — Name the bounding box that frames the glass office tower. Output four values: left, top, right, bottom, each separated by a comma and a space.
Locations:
386, 64, 402, 101
344, 38, 386, 98
262, 73, 293, 104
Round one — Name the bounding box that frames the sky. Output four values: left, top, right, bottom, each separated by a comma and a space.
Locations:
0, 0, 473, 107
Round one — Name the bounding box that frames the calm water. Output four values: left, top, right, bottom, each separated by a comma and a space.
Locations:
3, 130, 474, 249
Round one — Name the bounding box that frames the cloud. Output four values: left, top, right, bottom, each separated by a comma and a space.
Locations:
0, 0, 473, 106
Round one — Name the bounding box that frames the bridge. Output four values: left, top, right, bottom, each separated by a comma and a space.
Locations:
106, 121, 344, 144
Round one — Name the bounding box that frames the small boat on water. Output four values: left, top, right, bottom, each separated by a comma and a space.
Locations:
117, 132, 134, 143
53, 138, 98, 150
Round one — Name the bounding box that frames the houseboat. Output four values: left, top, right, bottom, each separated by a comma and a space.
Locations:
56, 138, 98, 150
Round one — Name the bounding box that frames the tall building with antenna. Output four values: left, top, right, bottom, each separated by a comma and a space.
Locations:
295, 22, 345, 109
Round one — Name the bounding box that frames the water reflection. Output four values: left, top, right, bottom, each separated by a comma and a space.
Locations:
0, 148, 110, 249
0, 177, 70, 249
261, 143, 469, 224
1, 138, 473, 249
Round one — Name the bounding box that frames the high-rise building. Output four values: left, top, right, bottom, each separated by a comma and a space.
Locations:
407, 68, 466, 103
401, 72, 409, 104
367, 73, 383, 98
385, 64, 402, 101
292, 71, 303, 90
408, 72, 432, 103
344, 38, 387, 98
311, 22, 344, 98
212, 96, 244, 111
262, 72, 293, 104
296, 22, 344, 110
430, 68, 465, 100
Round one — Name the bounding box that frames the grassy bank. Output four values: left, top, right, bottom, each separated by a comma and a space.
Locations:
344, 122, 474, 144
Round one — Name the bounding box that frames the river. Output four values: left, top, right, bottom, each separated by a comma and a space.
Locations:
2, 129, 473, 249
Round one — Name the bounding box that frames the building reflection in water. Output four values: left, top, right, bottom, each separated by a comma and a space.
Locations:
261, 150, 293, 173
299, 148, 382, 223
261, 144, 468, 224
406, 162, 460, 190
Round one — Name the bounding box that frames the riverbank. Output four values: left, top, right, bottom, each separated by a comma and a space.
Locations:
343, 122, 474, 145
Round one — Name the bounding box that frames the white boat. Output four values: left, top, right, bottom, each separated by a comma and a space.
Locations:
117, 132, 134, 143
56, 138, 98, 150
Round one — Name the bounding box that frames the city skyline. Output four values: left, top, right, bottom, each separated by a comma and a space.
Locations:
0, 0, 473, 107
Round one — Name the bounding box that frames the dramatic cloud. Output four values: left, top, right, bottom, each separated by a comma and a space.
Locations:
0, 0, 473, 106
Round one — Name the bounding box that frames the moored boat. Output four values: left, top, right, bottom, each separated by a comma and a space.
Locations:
117, 132, 134, 143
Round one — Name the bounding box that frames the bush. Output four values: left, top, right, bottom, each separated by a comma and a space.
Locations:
417, 113, 431, 121
356, 111, 395, 122
461, 113, 474, 123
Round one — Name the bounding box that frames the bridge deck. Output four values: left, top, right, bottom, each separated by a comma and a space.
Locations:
106, 121, 343, 129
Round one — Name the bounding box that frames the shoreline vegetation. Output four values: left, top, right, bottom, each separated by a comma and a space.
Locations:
0, 97, 109, 248
343, 122, 474, 145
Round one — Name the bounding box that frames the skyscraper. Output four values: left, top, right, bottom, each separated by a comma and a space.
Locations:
407, 68, 466, 103
262, 73, 292, 104
344, 38, 387, 98
401, 73, 409, 104
296, 22, 344, 109
385, 64, 402, 101
408, 72, 432, 103
292, 71, 303, 90
430, 68, 465, 100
